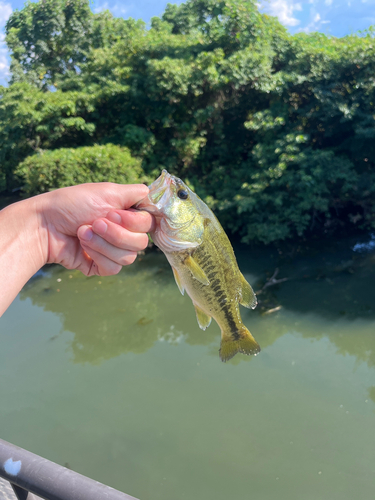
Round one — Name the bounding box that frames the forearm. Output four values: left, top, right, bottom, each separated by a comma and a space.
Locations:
0, 197, 48, 316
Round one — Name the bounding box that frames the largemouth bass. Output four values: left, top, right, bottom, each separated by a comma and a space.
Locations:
136, 170, 260, 361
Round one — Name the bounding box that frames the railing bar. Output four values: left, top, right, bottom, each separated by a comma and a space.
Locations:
0, 439, 139, 500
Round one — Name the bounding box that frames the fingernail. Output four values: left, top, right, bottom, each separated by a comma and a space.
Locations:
107, 212, 122, 224
93, 220, 108, 235
80, 226, 93, 241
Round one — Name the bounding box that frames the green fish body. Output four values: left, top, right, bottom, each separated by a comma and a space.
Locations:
136, 170, 260, 362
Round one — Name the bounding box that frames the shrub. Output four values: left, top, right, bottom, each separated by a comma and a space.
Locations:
16, 144, 149, 196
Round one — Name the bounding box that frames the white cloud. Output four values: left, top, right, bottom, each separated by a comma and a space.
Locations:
325, 0, 333, 5
0, 35, 7, 71
0, 1, 12, 25
94, 1, 109, 13
0, 1, 12, 86
94, 2, 130, 16
298, 10, 323, 32
263, 0, 303, 27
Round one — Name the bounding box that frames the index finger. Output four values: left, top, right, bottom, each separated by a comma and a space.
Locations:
106, 209, 155, 233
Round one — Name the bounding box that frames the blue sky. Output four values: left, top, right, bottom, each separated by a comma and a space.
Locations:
1, 0, 375, 86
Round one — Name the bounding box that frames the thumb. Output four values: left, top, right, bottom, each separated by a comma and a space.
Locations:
104, 183, 150, 210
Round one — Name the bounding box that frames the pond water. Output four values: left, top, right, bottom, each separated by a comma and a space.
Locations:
1, 236, 375, 500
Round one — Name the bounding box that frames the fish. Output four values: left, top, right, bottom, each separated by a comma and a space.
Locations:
135, 170, 260, 362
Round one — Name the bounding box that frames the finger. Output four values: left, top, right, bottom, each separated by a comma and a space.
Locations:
78, 225, 141, 263
91, 219, 149, 251
80, 244, 126, 277
106, 209, 155, 233
104, 183, 150, 210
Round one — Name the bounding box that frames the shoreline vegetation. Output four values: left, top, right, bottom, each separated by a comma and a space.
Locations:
1, 0, 374, 245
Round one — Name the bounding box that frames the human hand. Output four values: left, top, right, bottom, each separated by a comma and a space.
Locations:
0, 182, 153, 316
39, 183, 153, 276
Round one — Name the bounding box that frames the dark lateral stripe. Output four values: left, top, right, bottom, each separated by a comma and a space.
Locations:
205, 265, 215, 274
220, 302, 229, 312
212, 285, 221, 292
223, 306, 240, 340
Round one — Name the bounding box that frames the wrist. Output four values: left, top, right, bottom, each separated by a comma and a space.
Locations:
0, 196, 49, 315
12, 196, 48, 268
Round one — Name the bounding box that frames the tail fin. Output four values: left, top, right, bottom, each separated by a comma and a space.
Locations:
219, 326, 260, 362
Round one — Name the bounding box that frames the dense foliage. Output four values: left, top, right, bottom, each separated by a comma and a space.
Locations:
16, 144, 147, 195
1, 0, 374, 244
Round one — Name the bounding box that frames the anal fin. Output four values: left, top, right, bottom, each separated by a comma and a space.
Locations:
185, 255, 209, 285
194, 303, 212, 330
239, 273, 257, 309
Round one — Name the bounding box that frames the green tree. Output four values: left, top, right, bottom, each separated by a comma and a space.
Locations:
1, 0, 375, 244
6, 0, 94, 88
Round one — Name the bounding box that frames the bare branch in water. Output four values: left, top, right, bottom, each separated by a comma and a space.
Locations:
256, 268, 289, 295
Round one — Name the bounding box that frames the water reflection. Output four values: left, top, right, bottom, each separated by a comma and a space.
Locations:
20, 239, 375, 367
20, 253, 219, 364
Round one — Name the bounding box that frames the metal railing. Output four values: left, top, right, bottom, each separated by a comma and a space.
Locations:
0, 439, 139, 500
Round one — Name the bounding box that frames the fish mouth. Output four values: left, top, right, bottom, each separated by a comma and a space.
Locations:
135, 169, 174, 215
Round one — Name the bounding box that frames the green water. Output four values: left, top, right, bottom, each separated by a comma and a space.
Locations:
1, 237, 375, 500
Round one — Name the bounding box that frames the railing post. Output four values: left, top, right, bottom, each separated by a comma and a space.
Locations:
12, 483, 40, 500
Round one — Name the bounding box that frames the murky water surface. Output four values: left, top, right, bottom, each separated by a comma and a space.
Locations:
1, 237, 375, 500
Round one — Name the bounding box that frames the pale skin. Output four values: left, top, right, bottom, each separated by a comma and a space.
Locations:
0, 182, 154, 317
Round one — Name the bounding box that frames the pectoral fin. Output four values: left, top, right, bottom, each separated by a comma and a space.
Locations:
185, 255, 209, 285
194, 303, 212, 330
239, 273, 257, 309
172, 267, 185, 295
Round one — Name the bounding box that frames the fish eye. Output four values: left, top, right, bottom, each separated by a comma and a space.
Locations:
177, 189, 189, 200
